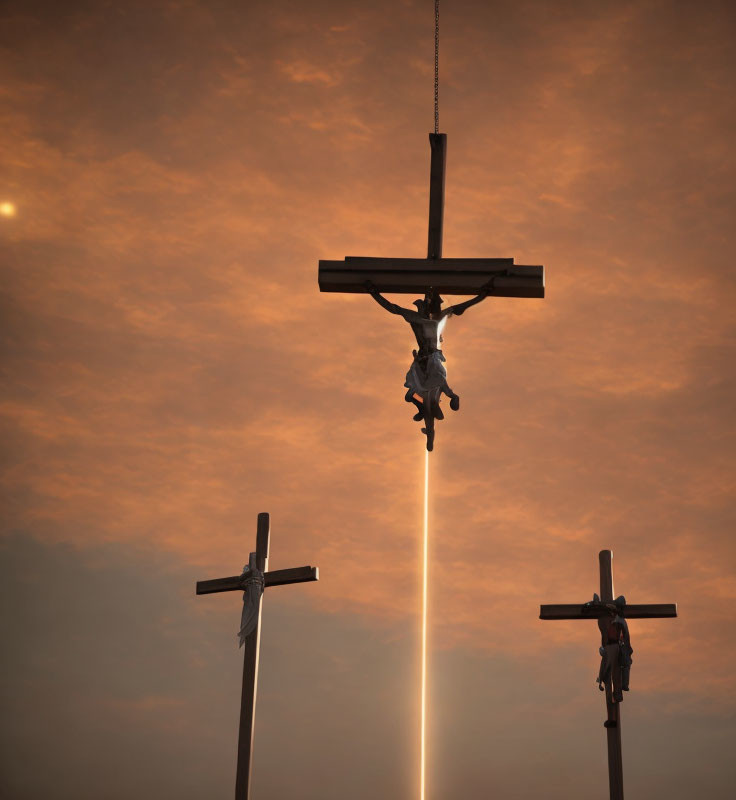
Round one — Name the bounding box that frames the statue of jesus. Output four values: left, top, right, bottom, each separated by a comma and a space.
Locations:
365, 280, 493, 449
595, 599, 633, 703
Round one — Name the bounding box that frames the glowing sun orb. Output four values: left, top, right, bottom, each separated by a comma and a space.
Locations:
0, 201, 17, 218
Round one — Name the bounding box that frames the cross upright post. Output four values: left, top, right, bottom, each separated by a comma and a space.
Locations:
427, 132, 446, 261
599, 550, 623, 800
539, 549, 677, 800
196, 512, 319, 800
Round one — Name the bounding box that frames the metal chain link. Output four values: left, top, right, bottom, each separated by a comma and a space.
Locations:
434, 0, 440, 134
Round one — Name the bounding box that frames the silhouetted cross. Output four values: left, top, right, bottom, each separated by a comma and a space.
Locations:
539, 549, 677, 800
197, 512, 319, 800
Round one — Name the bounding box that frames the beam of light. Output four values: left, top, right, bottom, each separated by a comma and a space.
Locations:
0, 202, 16, 217
420, 448, 429, 800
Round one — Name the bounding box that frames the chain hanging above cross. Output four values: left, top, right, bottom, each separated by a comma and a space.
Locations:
196, 513, 319, 800
539, 549, 677, 800
318, 133, 545, 451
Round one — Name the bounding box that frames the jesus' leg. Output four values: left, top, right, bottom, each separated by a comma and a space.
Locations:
441, 382, 460, 410
421, 399, 436, 451
602, 644, 623, 702
611, 657, 623, 703
597, 648, 609, 691
405, 388, 425, 420
434, 396, 444, 420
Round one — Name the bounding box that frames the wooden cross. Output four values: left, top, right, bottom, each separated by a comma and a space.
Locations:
196, 512, 319, 800
539, 549, 677, 800
318, 133, 545, 298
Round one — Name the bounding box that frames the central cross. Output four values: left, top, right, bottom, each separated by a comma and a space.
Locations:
318, 133, 544, 450
319, 133, 545, 298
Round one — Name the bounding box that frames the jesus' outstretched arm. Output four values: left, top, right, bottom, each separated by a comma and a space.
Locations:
442, 278, 498, 317
364, 281, 416, 319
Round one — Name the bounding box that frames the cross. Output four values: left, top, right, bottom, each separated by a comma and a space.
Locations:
318, 133, 545, 299
539, 549, 677, 800
196, 512, 319, 800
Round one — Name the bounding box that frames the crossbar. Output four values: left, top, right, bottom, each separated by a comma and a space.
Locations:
265, 566, 319, 587
319, 258, 544, 296
196, 566, 319, 595
539, 603, 678, 620
344, 257, 515, 271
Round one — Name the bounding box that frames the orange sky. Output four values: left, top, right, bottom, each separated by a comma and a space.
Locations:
2, 1, 735, 798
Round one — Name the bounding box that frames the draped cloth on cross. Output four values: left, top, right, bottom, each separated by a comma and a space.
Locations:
237, 553, 265, 646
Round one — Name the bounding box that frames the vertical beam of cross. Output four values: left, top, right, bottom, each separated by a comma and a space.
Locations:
235, 512, 270, 799
427, 132, 447, 261
599, 551, 624, 800
539, 549, 677, 800
196, 513, 319, 799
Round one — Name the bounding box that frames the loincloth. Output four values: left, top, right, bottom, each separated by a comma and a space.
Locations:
404, 351, 447, 394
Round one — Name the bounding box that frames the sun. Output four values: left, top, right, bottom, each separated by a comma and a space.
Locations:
0, 201, 17, 217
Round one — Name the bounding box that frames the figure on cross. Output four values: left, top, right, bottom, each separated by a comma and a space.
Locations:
365, 280, 495, 450
584, 594, 634, 703
237, 552, 265, 647
540, 550, 677, 800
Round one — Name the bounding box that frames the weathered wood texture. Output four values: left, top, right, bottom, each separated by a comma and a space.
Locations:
600, 549, 614, 603
427, 133, 446, 260
606, 701, 624, 800
332, 256, 514, 271
539, 603, 678, 620
236, 606, 262, 800
318, 258, 544, 297
197, 575, 245, 594
265, 566, 319, 587
197, 566, 318, 595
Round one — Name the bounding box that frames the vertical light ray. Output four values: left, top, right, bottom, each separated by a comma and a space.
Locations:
420, 449, 429, 800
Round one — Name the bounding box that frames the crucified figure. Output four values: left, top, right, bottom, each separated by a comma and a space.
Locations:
365, 280, 493, 450
595, 598, 633, 705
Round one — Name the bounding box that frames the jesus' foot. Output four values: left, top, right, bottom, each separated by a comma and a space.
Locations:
421, 428, 435, 452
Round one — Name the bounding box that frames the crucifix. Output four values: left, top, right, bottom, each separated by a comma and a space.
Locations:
539, 549, 677, 800
196, 512, 319, 800
318, 132, 545, 450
